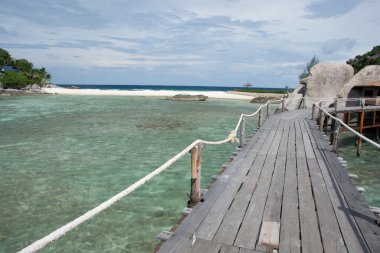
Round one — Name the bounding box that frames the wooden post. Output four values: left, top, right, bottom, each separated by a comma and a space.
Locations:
239, 117, 245, 148
281, 99, 285, 112
357, 110, 365, 157
311, 103, 316, 120
330, 98, 338, 144
267, 101, 270, 118
189, 144, 202, 207
332, 122, 341, 152
318, 102, 323, 131
258, 108, 263, 128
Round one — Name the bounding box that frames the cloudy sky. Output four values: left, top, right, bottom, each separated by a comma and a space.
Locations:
0, 0, 379, 87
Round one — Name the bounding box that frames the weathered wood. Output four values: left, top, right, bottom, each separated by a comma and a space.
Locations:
258, 221, 280, 250
189, 239, 221, 253
220, 245, 240, 253
239, 117, 246, 148
189, 144, 202, 207
318, 101, 323, 131
158, 110, 379, 253
282, 99, 285, 112
306, 119, 374, 252
295, 121, 324, 253
212, 155, 266, 244
357, 110, 365, 156
258, 108, 263, 128
332, 122, 341, 152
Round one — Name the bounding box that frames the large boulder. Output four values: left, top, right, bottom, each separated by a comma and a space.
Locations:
283, 83, 304, 110
170, 94, 208, 101
303, 63, 354, 108
337, 65, 380, 106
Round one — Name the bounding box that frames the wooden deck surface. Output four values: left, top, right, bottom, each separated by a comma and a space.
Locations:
157, 109, 380, 253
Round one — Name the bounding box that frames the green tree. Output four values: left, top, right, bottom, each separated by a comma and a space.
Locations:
0, 71, 31, 88
0, 48, 13, 66
299, 56, 319, 81
347, 45, 380, 73
15, 58, 34, 72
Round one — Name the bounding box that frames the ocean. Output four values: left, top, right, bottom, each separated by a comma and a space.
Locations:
0, 91, 378, 253
57, 84, 288, 92
0, 95, 264, 253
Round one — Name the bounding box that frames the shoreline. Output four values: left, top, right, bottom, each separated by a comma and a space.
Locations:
42, 87, 253, 100
41, 87, 284, 101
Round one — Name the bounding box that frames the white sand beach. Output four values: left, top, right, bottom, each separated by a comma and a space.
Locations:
42, 87, 256, 100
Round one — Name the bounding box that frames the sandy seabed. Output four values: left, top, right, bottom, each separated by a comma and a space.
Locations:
41, 87, 256, 100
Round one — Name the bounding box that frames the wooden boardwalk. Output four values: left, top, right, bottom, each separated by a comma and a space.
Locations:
157, 109, 380, 253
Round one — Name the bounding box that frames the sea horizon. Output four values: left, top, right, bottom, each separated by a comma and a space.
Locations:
57, 84, 290, 92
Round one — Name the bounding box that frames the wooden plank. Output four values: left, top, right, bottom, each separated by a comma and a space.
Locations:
189, 239, 221, 253
258, 221, 280, 249
300, 120, 348, 253
295, 121, 324, 253
277, 119, 290, 157
191, 119, 277, 239
220, 245, 240, 253
212, 155, 266, 244
286, 120, 296, 158
279, 157, 300, 253
233, 155, 277, 249
306, 119, 376, 253
174, 120, 273, 237
156, 235, 192, 253
213, 120, 284, 244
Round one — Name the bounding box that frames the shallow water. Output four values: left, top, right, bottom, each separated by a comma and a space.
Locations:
0, 95, 265, 253
336, 132, 380, 207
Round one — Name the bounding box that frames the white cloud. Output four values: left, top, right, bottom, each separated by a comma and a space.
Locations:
0, 0, 378, 86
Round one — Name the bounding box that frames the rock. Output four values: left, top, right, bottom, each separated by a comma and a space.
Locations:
283, 83, 304, 110
284, 63, 354, 109
337, 65, 380, 106
250, 96, 282, 103
170, 94, 208, 101
303, 63, 354, 108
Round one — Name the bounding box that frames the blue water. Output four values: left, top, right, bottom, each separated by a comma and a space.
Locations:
57, 84, 288, 92
0, 95, 269, 253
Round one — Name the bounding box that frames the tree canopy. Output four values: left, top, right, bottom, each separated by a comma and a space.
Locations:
0, 48, 51, 89
299, 56, 319, 81
346, 45, 380, 73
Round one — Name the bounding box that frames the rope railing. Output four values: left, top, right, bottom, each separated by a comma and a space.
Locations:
314, 102, 380, 150
17, 98, 278, 253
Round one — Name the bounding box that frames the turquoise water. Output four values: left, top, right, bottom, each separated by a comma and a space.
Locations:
337, 133, 380, 207
0, 95, 265, 253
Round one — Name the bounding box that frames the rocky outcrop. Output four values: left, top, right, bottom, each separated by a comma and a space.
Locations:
250, 96, 283, 103
284, 63, 354, 109
337, 65, 380, 106
170, 94, 208, 101
303, 63, 354, 108
284, 84, 304, 110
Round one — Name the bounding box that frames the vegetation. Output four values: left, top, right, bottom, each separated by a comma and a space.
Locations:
0, 48, 51, 89
299, 55, 319, 81
346, 45, 380, 73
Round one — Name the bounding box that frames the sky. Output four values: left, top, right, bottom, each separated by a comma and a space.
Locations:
0, 0, 379, 87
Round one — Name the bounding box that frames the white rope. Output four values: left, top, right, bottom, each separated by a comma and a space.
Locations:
18, 103, 260, 253
315, 103, 380, 149
233, 100, 278, 133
